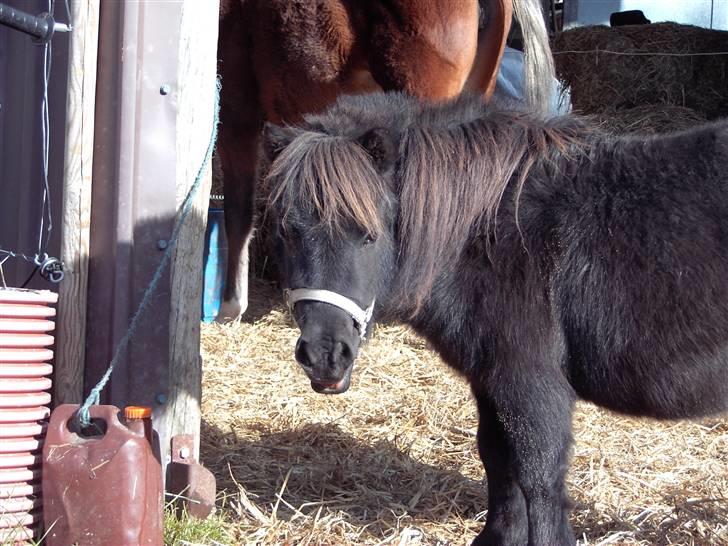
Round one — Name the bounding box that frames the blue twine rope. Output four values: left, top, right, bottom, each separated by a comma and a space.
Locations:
78, 78, 221, 427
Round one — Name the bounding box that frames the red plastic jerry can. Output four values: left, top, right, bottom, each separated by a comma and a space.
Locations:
42, 404, 163, 546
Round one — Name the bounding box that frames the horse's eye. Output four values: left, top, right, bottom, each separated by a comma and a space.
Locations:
363, 234, 376, 246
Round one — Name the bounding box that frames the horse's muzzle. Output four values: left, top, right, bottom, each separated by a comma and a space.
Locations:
295, 336, 356, 395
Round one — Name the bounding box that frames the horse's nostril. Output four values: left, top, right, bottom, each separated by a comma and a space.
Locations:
330, 341, 354, 363
340, 342, 353, 361
295, 339, 316, 369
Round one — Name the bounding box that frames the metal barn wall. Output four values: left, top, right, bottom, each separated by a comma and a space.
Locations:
564, 0, 728, 30
0, 0, 70, 289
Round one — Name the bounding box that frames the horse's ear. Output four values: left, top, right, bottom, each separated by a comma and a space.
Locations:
262, 122, 293, 162
357, 128, 397, 173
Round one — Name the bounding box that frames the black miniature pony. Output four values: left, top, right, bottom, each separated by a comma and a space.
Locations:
260, 91, 728, 546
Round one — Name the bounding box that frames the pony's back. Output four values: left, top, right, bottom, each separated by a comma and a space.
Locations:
548, 121, 728, 418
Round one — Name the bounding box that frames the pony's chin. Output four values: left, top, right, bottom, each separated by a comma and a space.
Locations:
310, 380, 349, 394
310, 367, 352, 394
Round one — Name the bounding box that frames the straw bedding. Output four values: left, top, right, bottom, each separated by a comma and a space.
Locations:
200, 280, 727, 545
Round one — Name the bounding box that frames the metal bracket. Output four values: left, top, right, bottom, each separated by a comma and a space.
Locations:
36, 254, 64, 283
166, 434, 216, 519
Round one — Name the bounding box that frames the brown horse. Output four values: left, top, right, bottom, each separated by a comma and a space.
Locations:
216, 0, 556, 321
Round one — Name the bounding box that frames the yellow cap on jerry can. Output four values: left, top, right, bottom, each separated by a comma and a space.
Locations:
124, 406, 152, 419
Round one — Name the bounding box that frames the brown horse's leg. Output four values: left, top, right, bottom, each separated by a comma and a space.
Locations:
464, 0, 513, 99
216, 127, 260, 322
216, 3, 262, 322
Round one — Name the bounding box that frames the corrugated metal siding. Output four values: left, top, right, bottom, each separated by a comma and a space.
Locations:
0, 0, 70, 289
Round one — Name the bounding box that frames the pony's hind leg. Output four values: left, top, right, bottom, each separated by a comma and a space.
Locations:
471, 395, 528, 546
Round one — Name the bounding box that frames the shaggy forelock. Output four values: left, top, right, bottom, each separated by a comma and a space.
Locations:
265, 131, 389, 237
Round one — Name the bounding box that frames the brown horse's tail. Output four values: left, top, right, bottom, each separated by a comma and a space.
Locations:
512, 0, 556, 114
466, 0, 555, 114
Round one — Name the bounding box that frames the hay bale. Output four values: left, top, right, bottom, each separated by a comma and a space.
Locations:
553, 23, 728, 120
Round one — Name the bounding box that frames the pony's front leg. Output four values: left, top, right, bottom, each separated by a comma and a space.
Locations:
473, 372, 575, 546
471, 395, 527, 546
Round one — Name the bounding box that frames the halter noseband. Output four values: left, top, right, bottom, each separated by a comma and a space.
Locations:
284, 288, 375, 340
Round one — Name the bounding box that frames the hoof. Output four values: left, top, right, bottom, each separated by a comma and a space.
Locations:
215, 298, 247, 323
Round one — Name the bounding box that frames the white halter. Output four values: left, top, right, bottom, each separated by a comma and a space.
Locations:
284, 288, 375, 340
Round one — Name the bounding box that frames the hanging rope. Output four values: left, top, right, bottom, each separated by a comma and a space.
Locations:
553, 49, 728, 57
77, 78, 221, 427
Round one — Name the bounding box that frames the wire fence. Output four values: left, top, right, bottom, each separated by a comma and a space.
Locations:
0, 0, 72, 288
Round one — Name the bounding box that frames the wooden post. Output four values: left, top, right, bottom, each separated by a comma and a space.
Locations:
164, 0, 220, 462
56, 0, 100, 405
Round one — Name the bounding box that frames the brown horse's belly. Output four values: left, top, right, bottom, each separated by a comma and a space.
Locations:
341, 68, 383, 96
261, 61, 384, 124
260, 70, 382, 125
